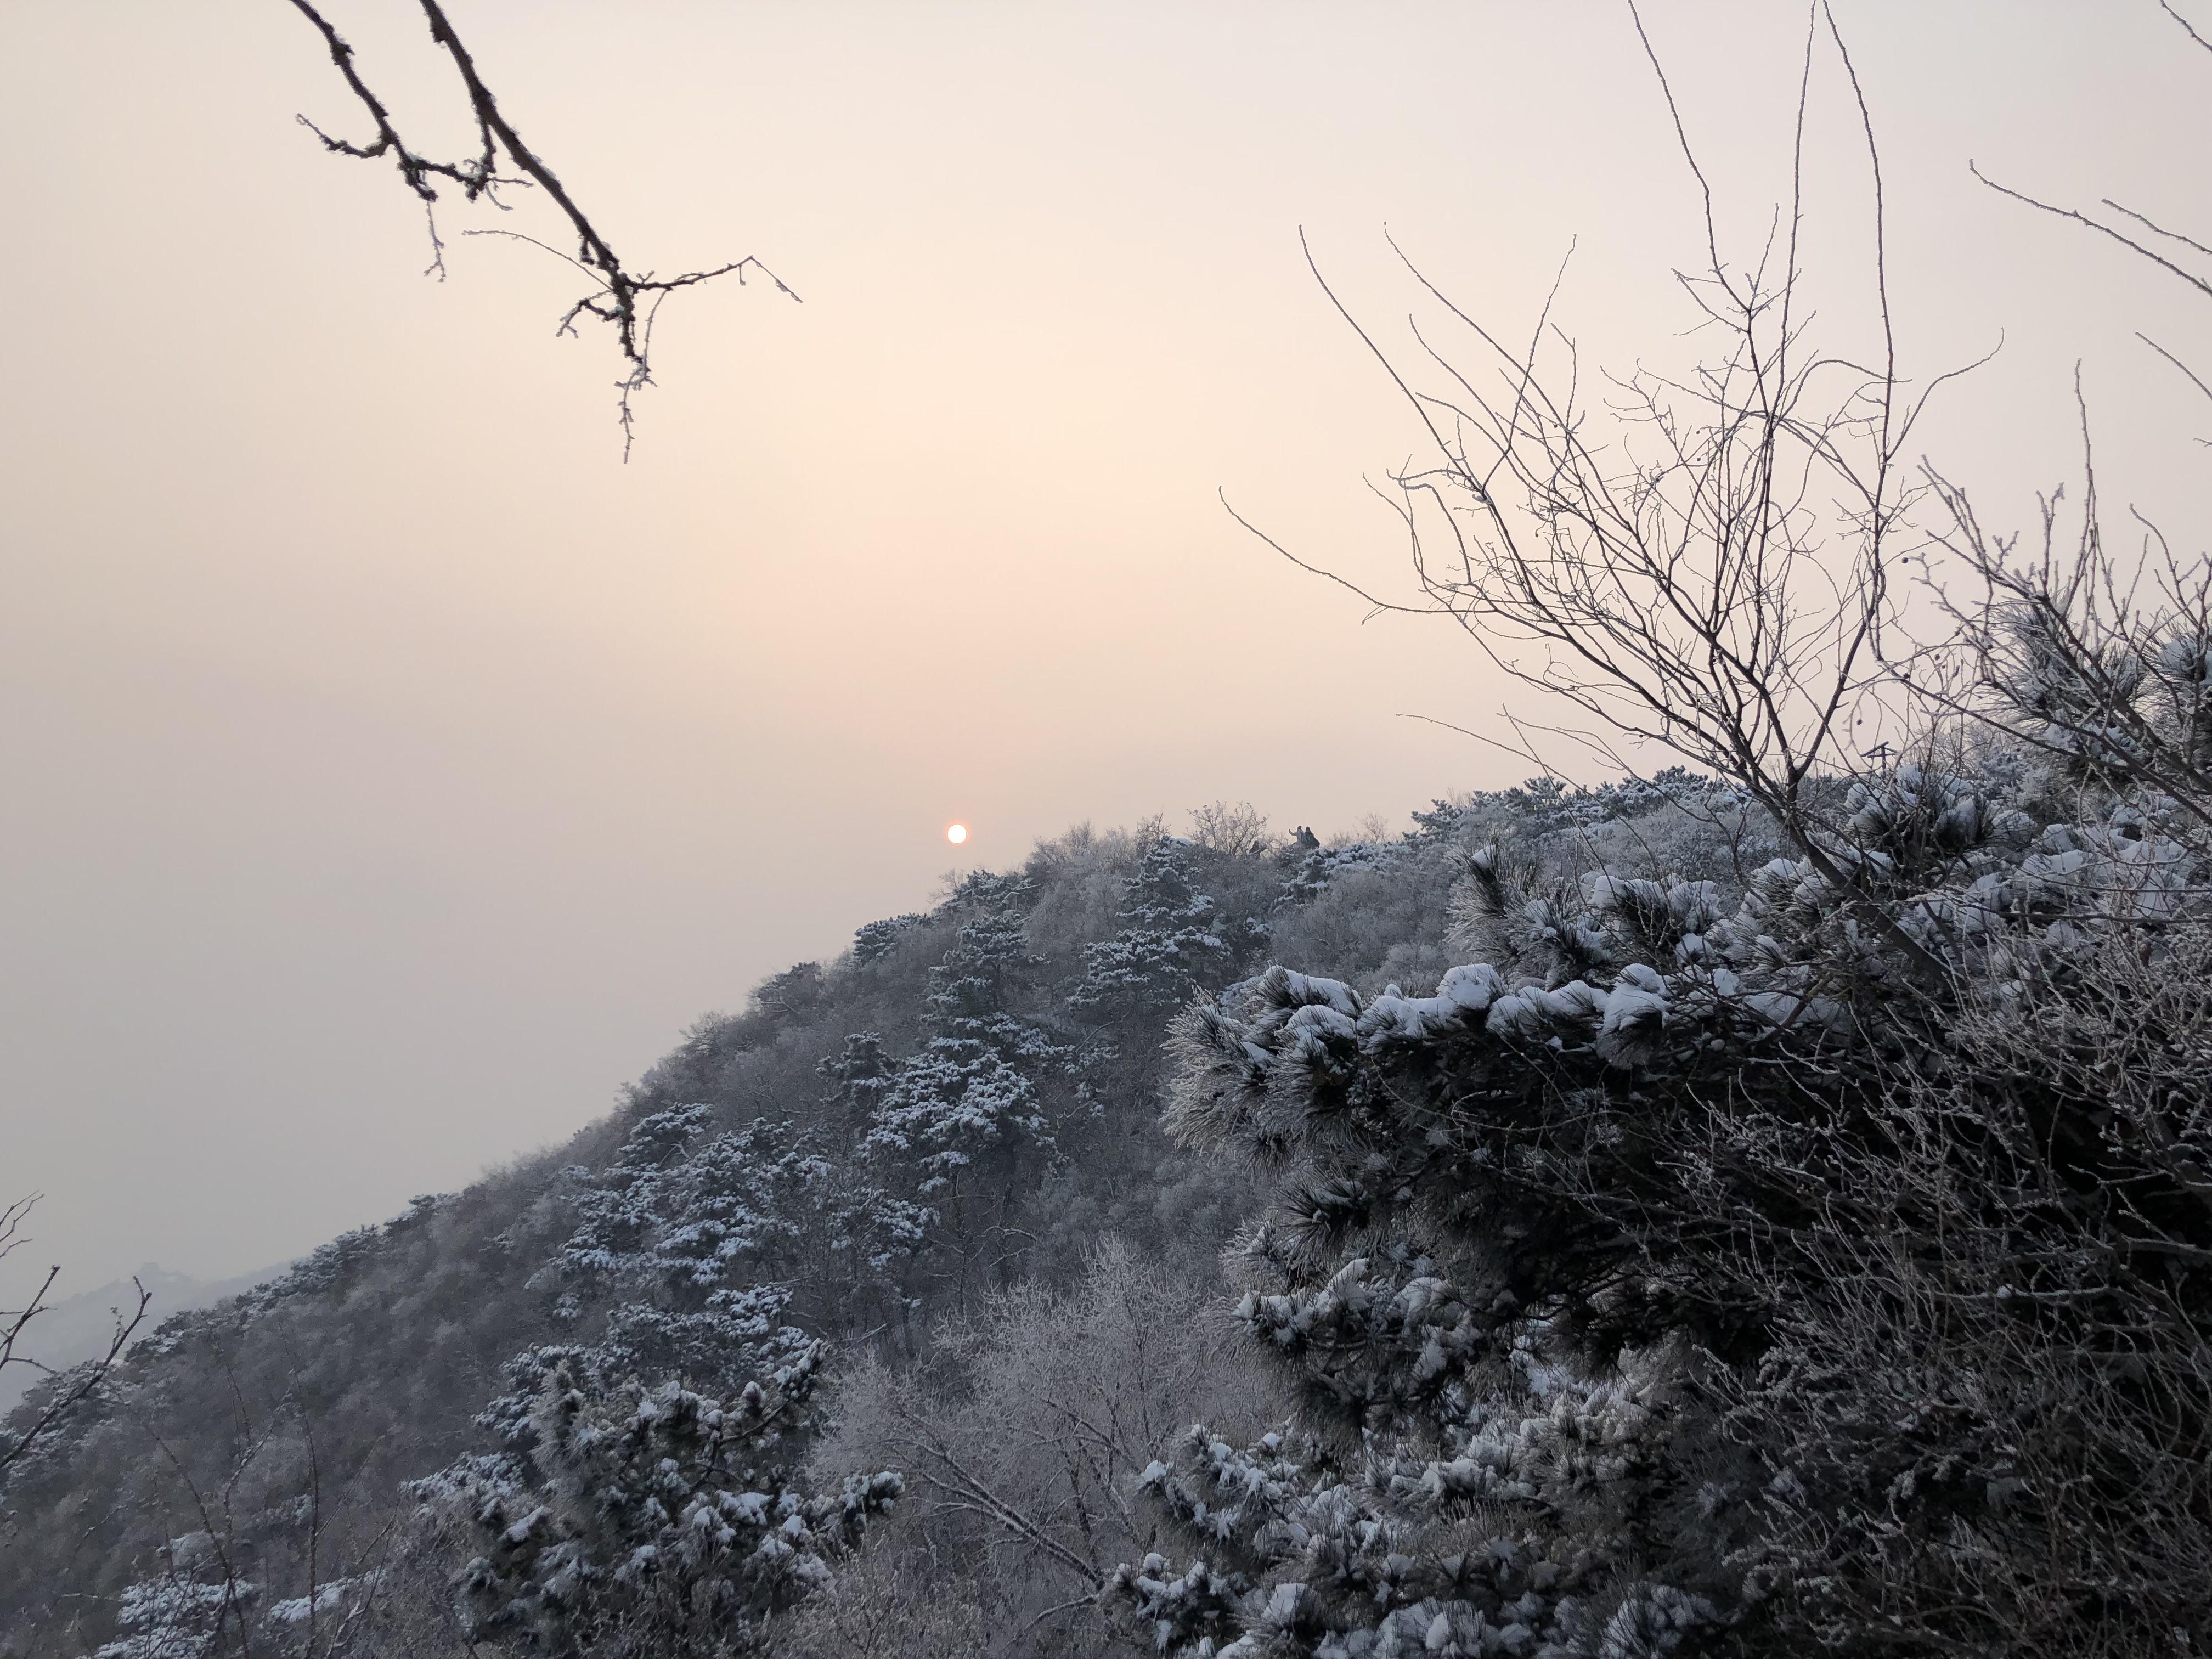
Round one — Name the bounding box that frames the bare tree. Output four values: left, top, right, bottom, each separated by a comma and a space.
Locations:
807, 1242, 1276, 1656
1724, 921, 2212, 1654
1244, 2, 1993, 980
0, 1193, 150, 1475
284, 1, 799, 456
1187, 801, 1274, 860
1900, 3, 2212, 836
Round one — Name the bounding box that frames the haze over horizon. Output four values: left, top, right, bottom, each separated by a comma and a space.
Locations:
3, 1, 2207, 1295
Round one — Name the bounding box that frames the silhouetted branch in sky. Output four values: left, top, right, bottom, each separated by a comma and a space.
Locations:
1970, 0, 2212, 416
285, 0, 800, 457
1, 1194, 150, 1475
1242, 0, 1961, 982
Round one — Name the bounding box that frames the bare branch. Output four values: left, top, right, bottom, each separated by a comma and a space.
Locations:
1970, 161, 2212, 303
2138, 331, 2212, 414
2159, 0, 2212, 55
1249, 10, 1968, 985
0, 1196, 152, 1475
286, 0, 800, 456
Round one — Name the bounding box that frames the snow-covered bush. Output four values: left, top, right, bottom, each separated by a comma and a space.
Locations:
1121, 730, 2212, 1654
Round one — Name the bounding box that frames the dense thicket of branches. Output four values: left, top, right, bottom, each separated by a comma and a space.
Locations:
1105, 8, 2212, 1656
1133, 754, 2212, 1656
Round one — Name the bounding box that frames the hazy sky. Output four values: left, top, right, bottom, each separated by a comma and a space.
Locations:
2, 2, 2206, 1295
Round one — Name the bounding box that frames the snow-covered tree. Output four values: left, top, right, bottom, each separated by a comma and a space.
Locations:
94, 1573, 253, 1659
1072, 837, 1235, 1009
851, 913, 924, 968
860, 895, 1067, 1201
445, 1345, 898, 1657
544, 1105, 815, 1391
1110, 710, 2212, 1656
537, 1099, 932, 1394
1277, 834, 1400, 908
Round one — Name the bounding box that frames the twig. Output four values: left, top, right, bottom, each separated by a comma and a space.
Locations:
286, 0, 800, 456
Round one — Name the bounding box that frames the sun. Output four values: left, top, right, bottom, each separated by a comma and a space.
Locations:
946, 823, 969, 845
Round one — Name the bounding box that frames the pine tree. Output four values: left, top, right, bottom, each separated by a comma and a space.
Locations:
1072, 837, 1235, 1008
448, 1345, 899, 1657
1116, 751, 2212, 1656
832, 884, 1075, 1303
851, 913, 924, 968
861, 900, 1066, 1192
543, 1102, 928, 1391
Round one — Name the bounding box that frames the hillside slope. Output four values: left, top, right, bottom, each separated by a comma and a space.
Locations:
0, 803, 1472, 1656
0, 1267, 288, 1421
18, 751, 2194, 1659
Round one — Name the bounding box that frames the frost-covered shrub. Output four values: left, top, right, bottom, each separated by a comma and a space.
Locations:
1120, 739, 2212, 1657
810, 1240, 1280, 1657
